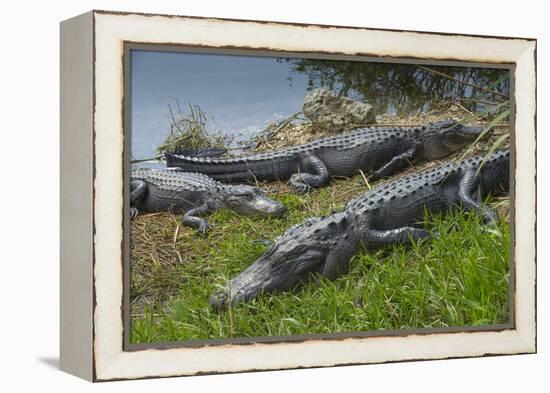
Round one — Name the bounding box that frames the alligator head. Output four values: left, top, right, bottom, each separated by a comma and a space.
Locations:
419, 120, 484, 159
221, 184, 286, 218
209, 213, 357, 310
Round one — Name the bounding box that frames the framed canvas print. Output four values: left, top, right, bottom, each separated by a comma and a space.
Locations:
60, 10, 537, 381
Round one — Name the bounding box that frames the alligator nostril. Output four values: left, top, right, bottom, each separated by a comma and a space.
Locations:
271, 205, 286, 217
209, 294, 229, 312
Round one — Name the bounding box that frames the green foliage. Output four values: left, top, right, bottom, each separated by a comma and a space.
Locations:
130, 175, 510, 344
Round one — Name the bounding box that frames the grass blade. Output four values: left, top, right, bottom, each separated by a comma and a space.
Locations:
474, 133, 510, 177
459, 108, 510, 160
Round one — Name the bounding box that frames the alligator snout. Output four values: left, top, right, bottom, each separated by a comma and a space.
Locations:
459, 124, 484, 137
224, 185, 286, 218
209, 292, 230, 312
209, 285, 261, 311
254, 195, 286, 217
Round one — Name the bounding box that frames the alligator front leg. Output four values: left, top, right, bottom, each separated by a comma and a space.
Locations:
368, 147, 417, 181
361, 226, 431, 248
130, 180, 148, 220
458, 168, 497, 224
182, 203, 213, 234
289, 154, 330, 193
130, 180, 148, 203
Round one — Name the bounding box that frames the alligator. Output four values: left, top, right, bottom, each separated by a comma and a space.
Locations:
130, 168, 286, 233
209, 149, 510, 309
165, 120, 484, 193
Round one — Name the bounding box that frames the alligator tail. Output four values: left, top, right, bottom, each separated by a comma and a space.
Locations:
170, 147, 227, 158
165, 152, 252, 182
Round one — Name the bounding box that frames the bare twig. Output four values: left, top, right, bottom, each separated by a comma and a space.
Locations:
358, 169, 371, 190
448, 98, 502, 106
454, 102, 475, 117
255, 111, 302, 148
168, 104, 183, 134
418, 65, 509, 99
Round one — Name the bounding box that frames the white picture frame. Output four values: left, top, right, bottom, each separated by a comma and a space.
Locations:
60, 10, 536, 381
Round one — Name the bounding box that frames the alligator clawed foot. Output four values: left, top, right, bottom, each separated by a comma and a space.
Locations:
482, 211, 499, 226
289, 173, 314, 193
197, 222, 213, 235
291, 182, 312, 194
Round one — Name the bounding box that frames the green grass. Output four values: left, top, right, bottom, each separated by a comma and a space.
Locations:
129, 174, 510, 344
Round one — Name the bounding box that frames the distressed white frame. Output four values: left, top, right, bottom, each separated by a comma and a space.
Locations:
60, 10, 536, 381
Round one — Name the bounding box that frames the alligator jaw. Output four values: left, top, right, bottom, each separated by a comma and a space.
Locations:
209, 214, 353, 310
422, 122, 485, 159
208, 263, 267, 311
438, 124, 484, 152
458, 124, 485, 139
226, 193, 286, 218
248, 194, 286, 217
209, 239, 329, 310
223, 185, 286, 218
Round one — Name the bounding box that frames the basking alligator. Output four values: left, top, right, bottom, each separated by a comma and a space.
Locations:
209, 149, 510, 309
166, 120, 484, 193
130, 168, 286, 233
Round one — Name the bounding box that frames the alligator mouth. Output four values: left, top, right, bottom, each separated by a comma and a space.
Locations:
249, 196, 286, 217
209, 245, 326, 311
459, 124, 485, 138
209, 288, 259, 311
209, 273, 267, 311
261, 203, 286, 217
440, 124, 485, 151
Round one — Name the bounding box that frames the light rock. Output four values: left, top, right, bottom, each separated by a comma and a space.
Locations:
302, 88, 375, 132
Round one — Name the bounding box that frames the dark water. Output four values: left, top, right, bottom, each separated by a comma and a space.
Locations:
130, 50, 509, 162
283, 58, 510, 115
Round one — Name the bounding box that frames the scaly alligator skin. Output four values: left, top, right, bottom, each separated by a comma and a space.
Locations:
166, 120, 483, 193
130, 168, 286, 233
210, 149, 510, 309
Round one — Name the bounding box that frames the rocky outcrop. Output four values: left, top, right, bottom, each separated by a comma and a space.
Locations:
302, 88, 376, 131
